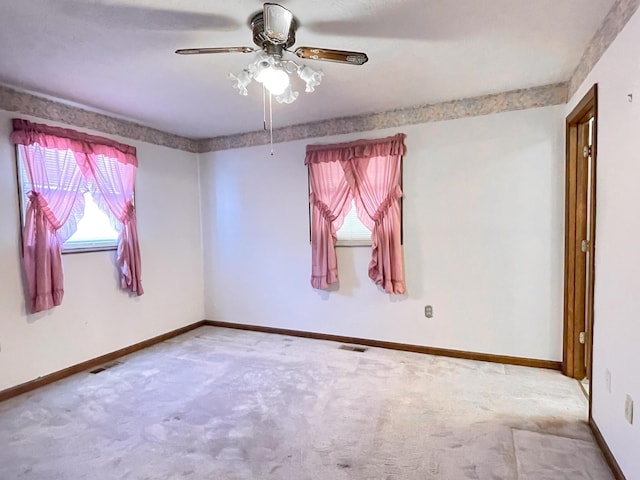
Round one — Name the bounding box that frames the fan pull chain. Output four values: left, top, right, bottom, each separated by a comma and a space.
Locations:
262, 84, 267, 131
269, 92, 274, 156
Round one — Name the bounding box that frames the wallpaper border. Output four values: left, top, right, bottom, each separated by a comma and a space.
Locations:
199, 83, 569, 152
0, 85, 200, 153
568, 0, 640, 98
1, 82, 569, 154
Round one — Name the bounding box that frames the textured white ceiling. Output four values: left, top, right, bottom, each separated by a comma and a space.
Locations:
0, 0, 615, 138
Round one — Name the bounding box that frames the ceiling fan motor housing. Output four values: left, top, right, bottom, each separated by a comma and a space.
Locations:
250, 11, 296, 50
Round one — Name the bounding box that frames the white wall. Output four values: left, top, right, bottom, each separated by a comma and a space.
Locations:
567, 8, 640, 479
200, 105, 565, 361
0, 110, 205, 391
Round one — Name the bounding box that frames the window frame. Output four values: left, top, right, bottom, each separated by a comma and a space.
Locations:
14, 146, 120, 255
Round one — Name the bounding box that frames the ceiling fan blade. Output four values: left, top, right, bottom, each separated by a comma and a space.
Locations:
294, 47, 368, 65
175, 47, 256, 55
263, 3, 294, 44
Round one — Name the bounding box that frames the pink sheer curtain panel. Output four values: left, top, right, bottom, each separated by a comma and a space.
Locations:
17, 144, 84, 313
80, 153, 144, 295
306, 133, 407, 294
307, 160, 353, 289
351, 154, 406, 294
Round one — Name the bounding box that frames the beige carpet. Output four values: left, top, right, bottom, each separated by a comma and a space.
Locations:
0, 326, 612, 479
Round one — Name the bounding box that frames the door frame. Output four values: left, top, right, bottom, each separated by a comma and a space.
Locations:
563, 84, 597, 396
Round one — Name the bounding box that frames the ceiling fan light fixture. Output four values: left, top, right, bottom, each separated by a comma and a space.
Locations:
178, 3, 369, 153
234, 53, 293, 99
180, 3, 367, 106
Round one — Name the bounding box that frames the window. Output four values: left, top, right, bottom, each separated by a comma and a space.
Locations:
305, 133, 407, 293
307, 180, 404, 248
16, 146, 119, 253
335, 200, 372, 246
62, 192, 119, 252
12, 118, 143, 312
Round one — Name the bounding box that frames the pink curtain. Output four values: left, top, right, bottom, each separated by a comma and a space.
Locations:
17, 144, 85, 313
305, 134, 407, 294
79, 154, 144, 295
351, 154, 405, 294
307, 160, 353, 289
11, 119, 143, 312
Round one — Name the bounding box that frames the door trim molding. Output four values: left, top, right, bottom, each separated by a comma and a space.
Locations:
563, 84, 597, 402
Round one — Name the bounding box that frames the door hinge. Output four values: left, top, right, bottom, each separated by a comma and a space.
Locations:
579, 331, 586, 344
583, 145, 593, 158
581, 239, 590, 253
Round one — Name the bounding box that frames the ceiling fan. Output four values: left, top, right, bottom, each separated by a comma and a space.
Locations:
175, 3, 369, 104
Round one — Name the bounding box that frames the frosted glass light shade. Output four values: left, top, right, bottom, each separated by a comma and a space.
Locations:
260, 67, 290, 96
228, 70, 252, 96
297, 65, 323, 92
275, 85, 298, 104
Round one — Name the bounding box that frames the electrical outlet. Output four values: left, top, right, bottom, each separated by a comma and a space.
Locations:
625, 395, 634, 424
424, 305, 433, 318
605, 369, 611, 393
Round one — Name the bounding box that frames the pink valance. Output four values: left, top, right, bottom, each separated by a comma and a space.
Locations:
10, 119, 138, 167
305, 133, 406, 165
